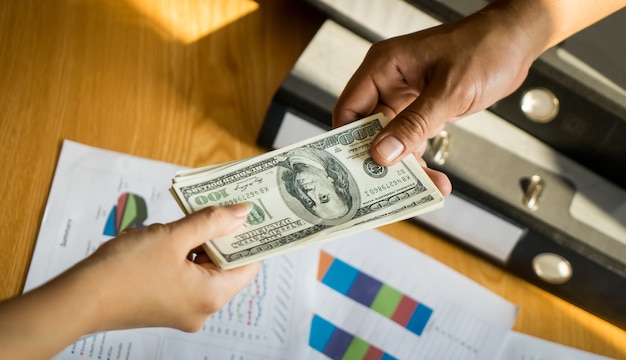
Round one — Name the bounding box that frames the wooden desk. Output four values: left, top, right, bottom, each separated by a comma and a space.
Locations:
0, 0, 623, 358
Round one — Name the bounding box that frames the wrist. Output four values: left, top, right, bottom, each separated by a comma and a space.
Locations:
48, 258, 112, 335
475, 0, 551, 62
72, 252, 134, 333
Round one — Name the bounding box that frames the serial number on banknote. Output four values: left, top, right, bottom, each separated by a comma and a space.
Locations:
363, 175, 414, 197
213, 186, 270, 206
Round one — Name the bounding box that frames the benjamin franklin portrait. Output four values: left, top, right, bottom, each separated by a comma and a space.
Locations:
278, 148, 358, 225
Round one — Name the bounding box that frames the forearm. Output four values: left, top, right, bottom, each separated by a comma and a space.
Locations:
533, 0, 625, 50
0, 261, 104, 360
483, 0, 626, 57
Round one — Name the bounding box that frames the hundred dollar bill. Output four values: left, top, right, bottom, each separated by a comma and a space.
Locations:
170, 113, 444, 269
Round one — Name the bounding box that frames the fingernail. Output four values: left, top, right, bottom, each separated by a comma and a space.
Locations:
227, 202, 254, 218
376, 136, 404, 163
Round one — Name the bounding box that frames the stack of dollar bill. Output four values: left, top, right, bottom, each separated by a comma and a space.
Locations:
170, 113, 444, 269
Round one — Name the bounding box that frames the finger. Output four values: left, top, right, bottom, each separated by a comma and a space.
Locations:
414, 142, 428, 159
414, 153, 427, 168
332, 40, 402, 129
216, 262, 261, 285
333, 44, 422, 129
201, 261, 262, 307
412, 152, 452, 196
423, 167, 452, 196
370, 75, 465, 166
168, 203, 252, 252
332, 69, 380, 128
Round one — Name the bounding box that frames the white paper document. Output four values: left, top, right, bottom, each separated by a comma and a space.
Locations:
497, 331, 614, 360
306, 230, 518, 360
23, 140, 611, 360
25, 140, 316, 360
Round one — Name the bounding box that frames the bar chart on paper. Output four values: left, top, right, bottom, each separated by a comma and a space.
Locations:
317, 250, 433, 336
310, 314, 397, 360
309, 231, 517, 360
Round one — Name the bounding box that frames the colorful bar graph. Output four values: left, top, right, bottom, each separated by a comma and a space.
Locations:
317, 251, 433, 336
309, 314, 397, 360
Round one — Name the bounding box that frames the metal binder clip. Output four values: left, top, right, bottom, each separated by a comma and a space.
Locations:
428, 130, 451, 165
520, 175, 545, 211
532, 252, 573, 284
520, 87, 560, 123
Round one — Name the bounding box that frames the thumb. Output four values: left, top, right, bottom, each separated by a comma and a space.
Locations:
169, 203, 252, 251
370, 86, 458, 167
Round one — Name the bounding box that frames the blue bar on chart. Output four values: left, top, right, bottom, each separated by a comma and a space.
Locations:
317, 251, 433, 336
309, 314, 397, 360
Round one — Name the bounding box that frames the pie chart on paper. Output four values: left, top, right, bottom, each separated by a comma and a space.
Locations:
102, 192, 148, 236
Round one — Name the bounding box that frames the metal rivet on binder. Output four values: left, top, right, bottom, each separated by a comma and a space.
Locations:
521, 175, 544, 211
428, 130, 451, 165
520, 87, 560, 123
532, 253, 573, 284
